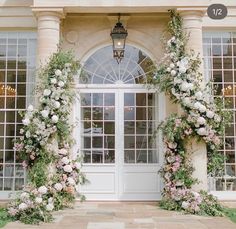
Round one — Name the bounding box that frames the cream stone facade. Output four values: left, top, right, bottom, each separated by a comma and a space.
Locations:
0, 0, 236, 200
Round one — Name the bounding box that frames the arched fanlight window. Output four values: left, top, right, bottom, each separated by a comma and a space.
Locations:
80, 45, 154, 84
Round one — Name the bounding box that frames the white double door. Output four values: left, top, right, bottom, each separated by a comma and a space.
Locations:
77, 88, 162, 200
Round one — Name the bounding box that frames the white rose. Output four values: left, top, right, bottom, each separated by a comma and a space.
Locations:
27, 105, 34, 112
197, 127, 207, 136
194, 102, 201, 110
181, 201, 190, 210
38, 186, 48, 194
54, 183, 63, 191
22, 118, 30, 126
61, 157, 70, 165
168, 142, 177, 149
19, 203, 28, 210
50, 78, 57, 84
174, 77, 182, 85
179, 66, 187, 73
43, 89, 51, 96
166, 67, 171, 72
35, 197, 43, 204
197, 117, 206, 125
199, 105, 206, 113
170, 63, 175, 69
54, 101, 60, 109
180, 82, 189, 92
214, 115, 221, 122
67, 177, 76, 186
48, 197, 53, 204
55, 69, 62, 76
58, 81, 65, 87
183, 97, 191, 106
52, 115, 59, 123
46, 203, 54, 211
170, 70, 176, 76
188, 83, 194, 90
20, 192, 29, 200
41, 110, 49, 118
74, 162, 81, 170
25, 131, 31, 138
195, 91, 203, 100
206, 110, 214, 119
63, 164, 73, 173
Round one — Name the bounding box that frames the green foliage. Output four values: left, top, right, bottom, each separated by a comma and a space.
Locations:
224, 208, 236, 224
199, 191, 224, 216
0, 208, 12, 228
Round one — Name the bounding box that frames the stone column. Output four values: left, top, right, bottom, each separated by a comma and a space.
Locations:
178, 9, 208, 192
33, 9, 64, 66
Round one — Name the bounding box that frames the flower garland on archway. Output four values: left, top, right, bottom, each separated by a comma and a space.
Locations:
7, 51, 86, 224
151, 11, 230, 215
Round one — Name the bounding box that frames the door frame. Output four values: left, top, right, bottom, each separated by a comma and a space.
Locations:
72, 84, 166, 200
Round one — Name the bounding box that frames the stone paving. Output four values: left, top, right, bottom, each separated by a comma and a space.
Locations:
4, 202, 236, 229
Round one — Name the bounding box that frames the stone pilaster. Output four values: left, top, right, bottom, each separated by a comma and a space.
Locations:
178, 9, 208, 192
32, 8, 64, 66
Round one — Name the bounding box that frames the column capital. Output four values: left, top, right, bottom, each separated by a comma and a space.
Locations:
31, 7, 65, 19
177, 8, 205, 20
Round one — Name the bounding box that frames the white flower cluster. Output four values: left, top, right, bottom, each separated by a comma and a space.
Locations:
165, 36, 221, 145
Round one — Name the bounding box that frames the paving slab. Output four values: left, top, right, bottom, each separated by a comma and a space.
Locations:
4, 202, 236, 229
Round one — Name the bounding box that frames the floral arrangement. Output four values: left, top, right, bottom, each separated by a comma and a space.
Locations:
151, 10, 229, 215
7, 51, 86, 224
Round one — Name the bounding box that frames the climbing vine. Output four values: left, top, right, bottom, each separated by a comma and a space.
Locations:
7, 51, 86, 224
151, 10, 230, 215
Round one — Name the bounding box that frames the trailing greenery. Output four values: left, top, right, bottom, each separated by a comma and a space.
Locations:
0, 208, 12, 228
7, 50, 86, 224
150, 10, 230, 215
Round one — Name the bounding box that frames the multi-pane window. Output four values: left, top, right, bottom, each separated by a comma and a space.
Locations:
81, 93, 115, 164
124, 93, 158, 164
203, 31, 236, 191
0, 32, 36, 194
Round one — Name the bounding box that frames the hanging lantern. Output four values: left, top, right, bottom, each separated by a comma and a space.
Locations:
110, 14, 128, 63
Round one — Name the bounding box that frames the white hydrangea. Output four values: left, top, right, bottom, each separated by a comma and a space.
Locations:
25, 131, 31, 138
54, 183, 63, 191
63, 164, 73, 173
195, 91, 203, 100
46, 203, 54, 211
19, 203, 28, 210
182, 97, 191, 106
58, 81, 65, 87
50, 78, 57, 84
199, 105, 206, 113
179, 66, 187, 73
169, 63, 175, 69
166, 67, 171, 72
54, 101, 60, 109
61, 157, 70, 165
55, 69, 62, 76
20, 192, 29, 200
38, 186, 48, 194
22, 118, 30, 126
197, 117, 206, 125
206, 110, 214, 119
35, 197, 43, 204
41, 110, 49, 118
181, 201, 190, 209
170, 70, 176, 76
52, 115, 59, 123
194, 102, 201, 110
43, 89, 51, 96
214, 114, 221, 122
27, 105, 34, 112
67, 177, 76, 186
180, 82, 190, 92
197, 127, 207, 136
